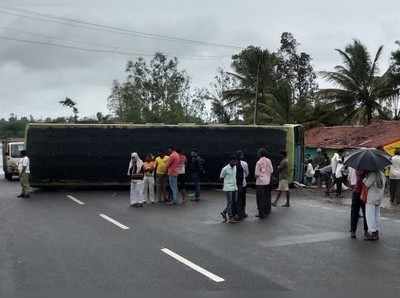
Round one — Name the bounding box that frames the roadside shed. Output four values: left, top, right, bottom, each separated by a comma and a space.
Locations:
305, 120, 400, 158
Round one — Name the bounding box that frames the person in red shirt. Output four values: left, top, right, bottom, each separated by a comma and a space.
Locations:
350, 169, 368, 239
166, 146, 180, 205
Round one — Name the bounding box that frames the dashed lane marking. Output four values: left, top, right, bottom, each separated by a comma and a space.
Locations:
99, 214, 130, 230
320, 206, 333, 210
259, 232, 346, 248
161, 248, 225, 283
67, 195, 85, 205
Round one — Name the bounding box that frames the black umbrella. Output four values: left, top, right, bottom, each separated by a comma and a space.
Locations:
344, 148, 392, 171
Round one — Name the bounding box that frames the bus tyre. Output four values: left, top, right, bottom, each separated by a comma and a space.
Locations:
5, 172, 13, 181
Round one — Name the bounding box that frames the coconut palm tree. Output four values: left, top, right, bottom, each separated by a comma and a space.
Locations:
389, 41, 400, 120
223, 46, 280, 124
319, 40, 398, 124
256, 80, 293, 124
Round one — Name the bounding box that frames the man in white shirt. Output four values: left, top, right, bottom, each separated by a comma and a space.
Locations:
330, 152, 341, 177
331, 150, 344, 198
389, 148, 400, 204
17, 150, 31, 198
220, 156, 238, 223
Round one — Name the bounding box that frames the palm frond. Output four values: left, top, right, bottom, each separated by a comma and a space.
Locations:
369, 45, 384, 82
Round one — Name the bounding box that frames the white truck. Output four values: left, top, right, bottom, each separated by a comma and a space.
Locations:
1, 139, 25, 181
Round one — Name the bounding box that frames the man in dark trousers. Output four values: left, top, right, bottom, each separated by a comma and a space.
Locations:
350, 169, 368, 239
189, 151, 204, 202
255, 148, 274, 219
235, 150, 249, 220
315, 165, 333, 196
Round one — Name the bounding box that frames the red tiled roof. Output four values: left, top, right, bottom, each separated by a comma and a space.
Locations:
305, 120, 400, 149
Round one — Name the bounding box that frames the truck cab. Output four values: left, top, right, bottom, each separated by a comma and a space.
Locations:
2, 140, 25, 181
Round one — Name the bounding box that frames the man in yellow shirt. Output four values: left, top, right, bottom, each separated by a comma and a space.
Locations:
155, 152, 169, 202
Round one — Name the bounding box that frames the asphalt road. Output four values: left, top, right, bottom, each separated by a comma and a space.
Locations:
1, 179, 400, 298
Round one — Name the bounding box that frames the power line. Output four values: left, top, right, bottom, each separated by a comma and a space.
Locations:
0, 26, 119, 50
0, 35, 150, 56
0, 35, 231, 60
0, 26, 230, 58
0, 6, 242, 50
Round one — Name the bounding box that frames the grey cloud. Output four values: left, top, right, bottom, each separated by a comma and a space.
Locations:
1, 0, 400, 118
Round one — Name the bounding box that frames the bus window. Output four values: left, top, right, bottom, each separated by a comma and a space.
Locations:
10, 144, 25, 158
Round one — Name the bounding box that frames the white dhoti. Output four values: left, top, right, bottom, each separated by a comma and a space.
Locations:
130, 180, 145, 205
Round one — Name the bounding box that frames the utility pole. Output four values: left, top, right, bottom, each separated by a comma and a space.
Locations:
253, 56, 262, 125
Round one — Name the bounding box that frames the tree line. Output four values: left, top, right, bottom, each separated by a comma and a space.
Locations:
108, 32, 400, 126
2, 32, 400, 139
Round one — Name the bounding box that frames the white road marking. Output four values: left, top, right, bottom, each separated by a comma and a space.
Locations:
293, 223, 314, 231
99, 214, 130, 230
383, 244, 400, 252
320, 206, 333, 210
67, 195, 85, 205
161, 248, 225, 283
259, 232, 346, 248
381, 217, 390, 221
392, 219, 400, 224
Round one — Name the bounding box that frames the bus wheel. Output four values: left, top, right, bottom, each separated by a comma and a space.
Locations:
4, 172, 13, 181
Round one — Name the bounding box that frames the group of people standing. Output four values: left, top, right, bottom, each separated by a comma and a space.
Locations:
128, 147, 204, 207
219, 149, 290, 223
307, 147, 400, 241
306, 149, 348, 198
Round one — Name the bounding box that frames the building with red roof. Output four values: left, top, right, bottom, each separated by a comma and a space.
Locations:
305, 120, 400, 156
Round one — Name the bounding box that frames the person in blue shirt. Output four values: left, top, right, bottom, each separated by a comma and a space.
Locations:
220, 155, 239, 223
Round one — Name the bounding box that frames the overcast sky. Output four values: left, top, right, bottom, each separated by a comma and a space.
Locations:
0, 0, 399, 119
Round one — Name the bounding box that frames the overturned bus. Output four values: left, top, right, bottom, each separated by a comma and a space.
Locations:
25, 123, 304, 188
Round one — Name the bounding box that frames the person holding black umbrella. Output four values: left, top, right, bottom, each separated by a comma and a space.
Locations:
363, 170, 386, 241
349, 169, 368, 239
344, 148, 391, 241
